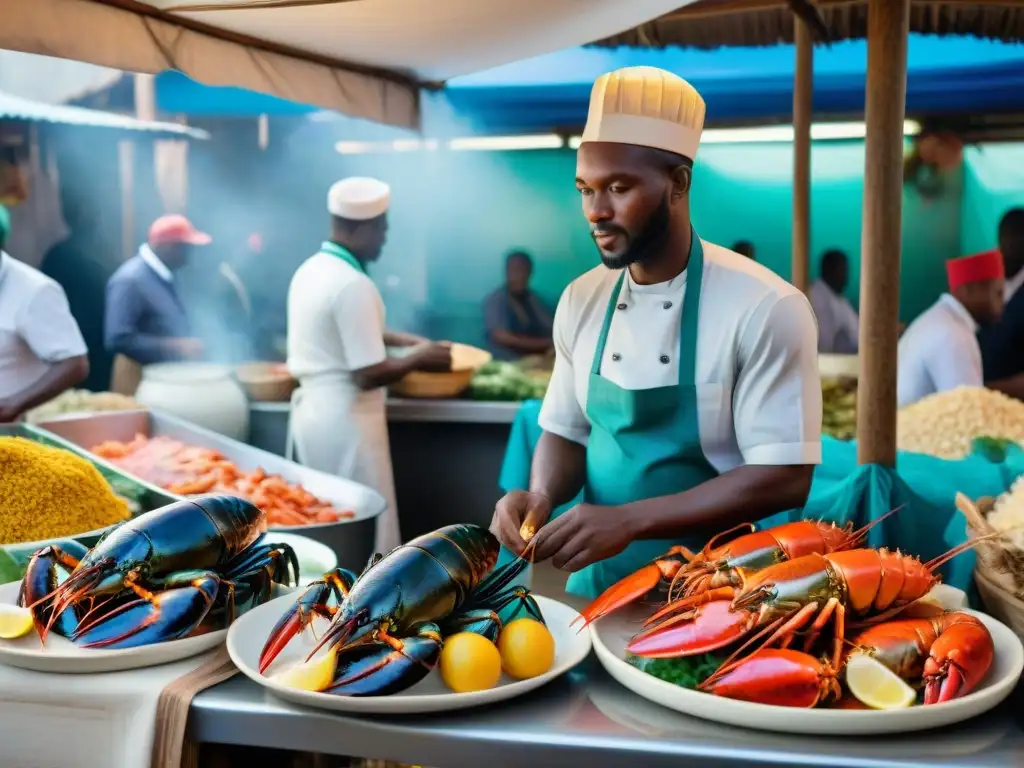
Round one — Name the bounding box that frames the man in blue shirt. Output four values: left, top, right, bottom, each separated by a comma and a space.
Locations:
104, 215, 209, 374
483, 251, 553, 361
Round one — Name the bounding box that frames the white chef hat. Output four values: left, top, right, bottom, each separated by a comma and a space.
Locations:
327, 176, 391, 220
580, 66, 706, 161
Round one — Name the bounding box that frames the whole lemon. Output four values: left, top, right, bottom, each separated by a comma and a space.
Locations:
497, 618, 555, 680
439, 632, 502, 693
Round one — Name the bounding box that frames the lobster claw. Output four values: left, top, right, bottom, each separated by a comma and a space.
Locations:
259, 568, 357, 674
626, 599, 752, 658
72, 574, 221, 649
922, 619, 994, 704
574, 559, 685, 630
326, 624, 442, 696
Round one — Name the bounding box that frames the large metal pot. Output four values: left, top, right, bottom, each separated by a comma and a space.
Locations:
135, 362, 249, 441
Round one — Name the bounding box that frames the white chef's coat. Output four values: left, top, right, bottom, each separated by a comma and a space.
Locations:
539, 240, 823, 472
0, 253, 87, 400
897, 293, 983, 407
286, 252, 387, 391
808, 279, 859, 354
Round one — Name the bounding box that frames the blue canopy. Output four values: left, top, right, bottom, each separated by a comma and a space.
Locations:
445, 35, 1024, 133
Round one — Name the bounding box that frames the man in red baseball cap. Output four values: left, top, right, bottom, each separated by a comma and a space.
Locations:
897, 249, 1005, 407
103, 214, 211, 393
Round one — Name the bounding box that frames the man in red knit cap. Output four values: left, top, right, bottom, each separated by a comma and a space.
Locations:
897, 249, 1005, 407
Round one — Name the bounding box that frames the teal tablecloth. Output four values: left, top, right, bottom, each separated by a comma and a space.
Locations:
498, 400, 1024, 601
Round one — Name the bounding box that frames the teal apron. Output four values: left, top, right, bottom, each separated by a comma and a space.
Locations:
566, 229, 720, 599
320, 240, 365, 273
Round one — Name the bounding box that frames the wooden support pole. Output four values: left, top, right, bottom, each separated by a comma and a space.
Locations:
792, 14, 813, 294
856, 0, 910, 467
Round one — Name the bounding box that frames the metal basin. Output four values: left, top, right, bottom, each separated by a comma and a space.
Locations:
34, 410, 385, 573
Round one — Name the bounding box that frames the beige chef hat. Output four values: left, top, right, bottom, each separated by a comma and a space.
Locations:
327, 177, 391, 220
580, 66, 706, 161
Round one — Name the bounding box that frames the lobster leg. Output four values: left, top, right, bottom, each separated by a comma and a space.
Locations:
17, 542, 89, 641
443, 609, 503, 642
325, 622, 443, 696
72, 570, 222, 649
258, 567, 357, 673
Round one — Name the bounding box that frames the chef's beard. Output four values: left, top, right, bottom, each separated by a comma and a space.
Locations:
594, 198, 672, 270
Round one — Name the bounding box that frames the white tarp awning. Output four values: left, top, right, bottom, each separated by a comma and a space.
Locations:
1, 0, 697, 130
0, 89, 209, 138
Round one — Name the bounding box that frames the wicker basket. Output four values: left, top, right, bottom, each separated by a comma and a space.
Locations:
234, 362, 297, 402
389, 343, 492, 399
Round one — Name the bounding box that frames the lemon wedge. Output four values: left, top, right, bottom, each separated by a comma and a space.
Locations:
845, 654, 917, 710
0, 605, 34, 640
269, 647, 338, 692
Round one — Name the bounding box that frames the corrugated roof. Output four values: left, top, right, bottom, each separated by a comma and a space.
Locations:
594, 0, 1024, 49
0, 90, 210, 138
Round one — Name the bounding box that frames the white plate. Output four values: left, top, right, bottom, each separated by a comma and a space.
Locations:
591, 603, 1023, 735
0, 581, 293, 674
0, 580, 223, 674
228, 593, 592, 714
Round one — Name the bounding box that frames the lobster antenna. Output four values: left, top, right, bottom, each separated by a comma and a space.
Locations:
841, 505, 907, 551
924, 529, 1007, 571
699, 609, 802, 689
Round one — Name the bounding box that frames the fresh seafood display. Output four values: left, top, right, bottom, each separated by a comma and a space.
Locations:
90, 434, 354, 527
14, 495, 298, 649
586, 531, 998, 709
575, 512, 897, 628
259, 524, 547, 696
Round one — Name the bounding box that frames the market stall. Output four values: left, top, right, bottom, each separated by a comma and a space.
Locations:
6, 4, 1024, 768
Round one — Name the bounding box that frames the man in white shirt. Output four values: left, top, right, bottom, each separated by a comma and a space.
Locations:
0, 204, 89, 421
488, 67, 822, 599
287, 177, 451, 553
898, 249, 1005, 407
808, 249, 860, 354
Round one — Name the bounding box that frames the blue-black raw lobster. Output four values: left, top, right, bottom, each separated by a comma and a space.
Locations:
18, 495, 298, 649
258, 523, 543, 695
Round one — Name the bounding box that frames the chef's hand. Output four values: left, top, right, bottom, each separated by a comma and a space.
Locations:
530, 503, 634, 572
0, 398, 24, 423
412, 342, 452, 372
490, 491, 552, 556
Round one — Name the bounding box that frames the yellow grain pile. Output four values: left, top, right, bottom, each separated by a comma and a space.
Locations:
896, 386, 1024, 459
0, 437, 130, 545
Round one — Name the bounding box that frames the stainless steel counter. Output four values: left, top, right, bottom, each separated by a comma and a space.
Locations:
250, 397, 522, 425
189, 660, 1023, 768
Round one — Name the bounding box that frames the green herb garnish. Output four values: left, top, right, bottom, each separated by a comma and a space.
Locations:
627, 652, 727, 690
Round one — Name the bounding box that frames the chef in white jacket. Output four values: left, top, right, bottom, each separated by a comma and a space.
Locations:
287, 177, 451, 553
897, 249, 1005, 407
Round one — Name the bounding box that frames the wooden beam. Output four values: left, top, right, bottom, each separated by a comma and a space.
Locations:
792, 14, 813, 294
856, 0, 910, 467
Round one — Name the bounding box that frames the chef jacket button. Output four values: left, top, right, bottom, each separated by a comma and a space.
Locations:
663, 301, 673, 310
617, 303, 627, 311
611, 353, 622, 361
659, 355, 670, 364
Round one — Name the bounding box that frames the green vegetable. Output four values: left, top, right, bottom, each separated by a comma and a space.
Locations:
972, 436, 1016, 464
0, 549, 25, 584
627, 651, 726, 689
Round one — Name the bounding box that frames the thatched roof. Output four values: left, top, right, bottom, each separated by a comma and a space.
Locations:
594, 0, 1024, 49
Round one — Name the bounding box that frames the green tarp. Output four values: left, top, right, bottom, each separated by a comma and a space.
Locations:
499, 399, 1024, 602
